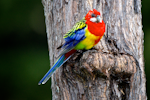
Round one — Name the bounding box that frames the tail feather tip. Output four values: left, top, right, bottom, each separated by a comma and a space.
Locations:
42, 82, 46, 85
38, 83, 46, 85
38, 83, 41, 85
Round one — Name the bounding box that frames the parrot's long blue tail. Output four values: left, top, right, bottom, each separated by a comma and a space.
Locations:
38, 54, 71, 85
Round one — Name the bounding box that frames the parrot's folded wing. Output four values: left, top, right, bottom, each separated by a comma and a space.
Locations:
58, 28, 86, 57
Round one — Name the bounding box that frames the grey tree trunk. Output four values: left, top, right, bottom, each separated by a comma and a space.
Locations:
42, 0, 147, 100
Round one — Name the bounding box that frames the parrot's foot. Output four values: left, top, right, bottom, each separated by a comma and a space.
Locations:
75, 50, 87, 61
90, 47, 99, 51
75, 48, 100, 61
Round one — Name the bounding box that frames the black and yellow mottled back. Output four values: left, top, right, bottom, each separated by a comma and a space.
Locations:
63, 18, 86, 38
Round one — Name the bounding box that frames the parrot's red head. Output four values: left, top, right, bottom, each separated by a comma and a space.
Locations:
85, 9, 105, 36
85, 9, 102, 23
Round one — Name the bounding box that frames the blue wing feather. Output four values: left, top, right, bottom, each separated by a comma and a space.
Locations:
58, 27, 86, 57
63, 18, 86, 38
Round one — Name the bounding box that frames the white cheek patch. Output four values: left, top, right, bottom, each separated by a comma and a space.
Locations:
90, 18, 97, 22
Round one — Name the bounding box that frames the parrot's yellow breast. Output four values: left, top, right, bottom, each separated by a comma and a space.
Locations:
74, 27, 100, 50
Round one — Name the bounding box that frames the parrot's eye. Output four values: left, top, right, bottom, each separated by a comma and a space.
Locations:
91, 13, 96, 17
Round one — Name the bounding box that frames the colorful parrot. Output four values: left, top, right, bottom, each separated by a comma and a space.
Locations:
38, 9, 105, 85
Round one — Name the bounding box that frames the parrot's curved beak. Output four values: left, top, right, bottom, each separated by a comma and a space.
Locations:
96, 15, 102, 23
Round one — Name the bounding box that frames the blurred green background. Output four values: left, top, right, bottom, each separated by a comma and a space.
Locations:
0, 0, 149, 100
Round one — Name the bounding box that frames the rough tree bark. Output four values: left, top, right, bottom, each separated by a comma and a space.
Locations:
42, 0, 147, 100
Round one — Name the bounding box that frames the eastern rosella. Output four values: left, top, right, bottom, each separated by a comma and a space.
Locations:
38, 9, 105, 85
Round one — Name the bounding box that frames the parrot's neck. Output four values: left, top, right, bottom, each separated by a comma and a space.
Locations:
86, 20, 105, 36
